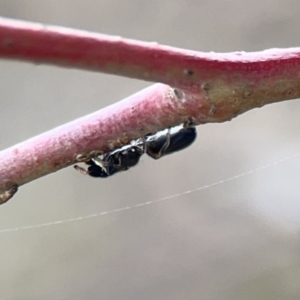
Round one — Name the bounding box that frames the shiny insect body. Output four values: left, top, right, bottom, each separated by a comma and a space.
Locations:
74, 142, 145, 178
145, 123, 197, 160
74, 121, 197, 178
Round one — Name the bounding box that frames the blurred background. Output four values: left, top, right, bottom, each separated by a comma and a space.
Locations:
1, 0, 300, 299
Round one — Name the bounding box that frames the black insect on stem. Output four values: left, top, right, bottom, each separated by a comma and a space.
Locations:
145, 121, 197, 159
74, 120, 197, 178
74, 141, 145, 178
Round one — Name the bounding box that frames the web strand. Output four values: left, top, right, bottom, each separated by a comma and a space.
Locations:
1, 151, 299, 235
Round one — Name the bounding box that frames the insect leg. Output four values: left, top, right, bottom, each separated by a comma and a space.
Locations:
146, 128, 171, 159
74, 165, 89, 175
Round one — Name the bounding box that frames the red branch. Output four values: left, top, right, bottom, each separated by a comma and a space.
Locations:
0, 84, 203, 203
1, 18, 300, 92
1, 17, 300, 203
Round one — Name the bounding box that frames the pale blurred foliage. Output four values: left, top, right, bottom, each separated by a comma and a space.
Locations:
1, 1, 300, 299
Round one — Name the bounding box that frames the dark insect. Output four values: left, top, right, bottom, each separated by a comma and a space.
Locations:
74, 120, 197, 178
74, 142, 145, 178
144, 121, 197, 159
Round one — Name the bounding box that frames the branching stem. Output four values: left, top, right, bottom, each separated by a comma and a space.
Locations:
0, 17, 300, 203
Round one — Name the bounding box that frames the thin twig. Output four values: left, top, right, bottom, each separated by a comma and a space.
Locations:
1, 17, 300, 203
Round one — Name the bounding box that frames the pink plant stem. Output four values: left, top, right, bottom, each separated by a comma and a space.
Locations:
0, 84, 204, 203
1, 17, 300, 203
1, 18, 300, 120
1, 17, 300, 98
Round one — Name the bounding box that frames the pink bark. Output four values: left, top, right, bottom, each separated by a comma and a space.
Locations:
0, 84, 206, 203
0, 17, 300, 203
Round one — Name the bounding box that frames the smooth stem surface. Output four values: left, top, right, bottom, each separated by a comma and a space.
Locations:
1, 17, 300, 203
1, 18, 300, 100
0, 84, 206, 203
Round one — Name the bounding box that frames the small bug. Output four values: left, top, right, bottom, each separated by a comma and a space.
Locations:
74, 141, 145, 178
74, 120, 197, 178
144, 120, 197, 159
